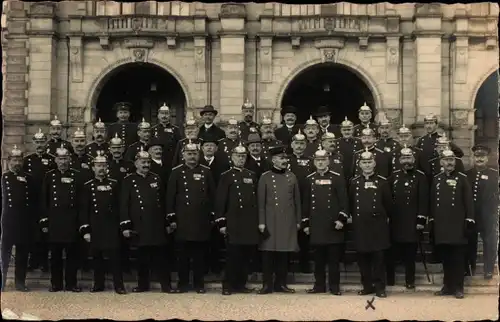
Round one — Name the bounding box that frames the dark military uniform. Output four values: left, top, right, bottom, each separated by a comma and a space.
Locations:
85, 142, 110, 159
465, 166, 498, 276
386, 168, 429, 286
375, 137, 401, 157
353, 147, 391, 179
107, 158, 134, 183
337, 137, 362, 181
427, 153, 465, 178
303, 139, 322, 158
150, 158, 170, 190
319, 124, 341, 138
349, 173, 392, 294
245, 154, 271, 179
391, 146, 426, 173
416, 132, 465, 162
328, 152, 345, 181
152, 122, 181, 169
198, 123, 226, 142
119, 171, 171, 291
46, 138, 73, 156
215, 167, 259, 292
40, 168, 81, 291
124, 140, 150, 162
217, 138, 241, 164
108, 122, 138, 147
274, 124, 300, 149
172, 138, 202, 166
200, 154, 231, 187
353, 122, 378, 138
69, 153, 94, 184
166, 164, 216, 291
430, 168, 474, 296
239, 121, 260, 141
302, 170, 349, 293
78, 177, 124, 291
261, 138, 282, 161
1, 170, 35, 290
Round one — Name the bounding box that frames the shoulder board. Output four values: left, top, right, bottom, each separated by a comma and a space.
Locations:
200, 164, 211, 169
46, 169, 56, 174
245, 169, 256, 175
377, 175, 387, 180
221, 169, 231, 176
24, 172, 33, 177
306, 172, 316, 178
172, 164, 183, 170
124, 173, 134, 179
109, 178, 117, 182
84, 179, 93, 185
218, 138, 225, 142
149, 171, 159, 177
351, 175, 361, 181
262, 170, 271, 176
25, 152, 36, 158
84, 143, 93, 147
414, 147, 423, 151
429, 157, 438, 162
354, 149, 364, 154
374, 147, 384, 153
459, 172, 467, 177
47, 153, 56, 158
171, 124, 179, 128
70, 168, 80, 172
488, 167, 497, 172
434, 171, 443, 177
416, 170, 425, 175
329, 170, 340, 176
392, 170, 401, 174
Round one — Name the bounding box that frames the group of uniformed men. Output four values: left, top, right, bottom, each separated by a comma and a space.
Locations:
1, 100, 498, 300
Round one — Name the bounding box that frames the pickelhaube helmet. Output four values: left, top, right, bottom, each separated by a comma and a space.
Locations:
305, 115, 318, 126
424, 113, 438, 122
378, 117, 391, 126
137, 118, 151, 130
359, 102, 371, 112
9, 145, 23, 158
314, 145, 329, 158
50, 115, 62, 127
227, 117, 238, 126
341, 116, 354, 128
242, 99, 254, 110
400, 144, 414, 157
94, 118, 105, 129
360, 147, 374, 160
232, 142, 247, 154
33, 128, 47, 141
159, 102, 170, 112
93, 150, 107, 163
183, 139, 199, 152
436, 133, 449, 145
361, 125, 375, 136
110, 133, 124, 146
185, 116, 197, 127
261, 115, 272, 125
398, 124, 412, 135
292, 129, 306, 141
135, 146, 150, 160
55, 144, 70, 157
321, 131, 336, 140
72, 128, 86, 139
440, 147, 455, 159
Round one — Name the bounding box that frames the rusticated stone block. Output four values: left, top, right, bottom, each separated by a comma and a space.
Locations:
6, 74, 27, 83
7, 21, 27, 34
6, 82, 28, 90
6, 47, 29, 56
3, 97, 27, 107
5, 90, 26, 100
6, 64, 28, 73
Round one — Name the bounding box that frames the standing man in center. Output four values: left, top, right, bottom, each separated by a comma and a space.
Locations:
198, 105, 226, 142
257, 145, 302, 294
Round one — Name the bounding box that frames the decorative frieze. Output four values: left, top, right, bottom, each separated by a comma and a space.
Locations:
453, 37, 468, 84
259, 37, 273, 83
69, 37, 83, 83
194, 37, 207, 83
386, 36, 400, 84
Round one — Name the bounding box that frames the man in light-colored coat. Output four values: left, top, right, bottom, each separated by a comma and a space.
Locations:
257, 145, 302, 294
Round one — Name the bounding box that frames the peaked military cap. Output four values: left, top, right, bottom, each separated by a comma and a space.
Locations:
471, 144, 491, 156
227, 117, 238, 126
269, 145, 287, 156
114, 102, 131, 112
147, 137, 164, 149
200, 135, 219, 145
246, 132, 262, 144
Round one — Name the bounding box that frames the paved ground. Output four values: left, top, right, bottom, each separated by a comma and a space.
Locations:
1, 286, 498, 321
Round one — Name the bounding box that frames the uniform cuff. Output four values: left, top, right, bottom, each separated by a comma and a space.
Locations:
338, 212, 349, 224
465, 219, 475, 231
119, 220, 133, 231
79, 224, 91, 236
215, 217, 227, 229
416, 216, 427, 226
39, 218, 49, 229
166, 213, 177, 224
301, 218, 310, 229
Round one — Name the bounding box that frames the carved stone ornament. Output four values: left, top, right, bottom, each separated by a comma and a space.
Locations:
131, 18, 142, 34
451, 109, 473, 128
384, 109, 402, 127
220, 3, 246, 17
133, 49, 146, 62
415, 3, 442, 15
68, 107, 85, 123
321, 48, 338, 63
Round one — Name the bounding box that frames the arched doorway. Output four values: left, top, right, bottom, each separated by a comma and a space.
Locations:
280, 63, 376, 125
473, 70, 498, 167
95, 62, 186, 127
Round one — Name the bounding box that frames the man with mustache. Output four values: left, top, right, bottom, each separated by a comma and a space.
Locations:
1, 146, 36, 291
275, 105, 300, 150
147, 138, 170, 189
152, 103, 181, 170
386, 146, 429, 289
198, 105, 226, 142
337, 117, 363, 181
353, 103, 378, 138
302, 146, 349, 295
238, 99, 260, 141
391, 124, 425, 173
172, 117, 201, 166
465, 145, 498, 279
39, 145, 82, 292
260, 116, 282, 161
303, 116, 322, 158
244, 132, 271, 180
321, 132, 345, 180
257, 145, 302, 294
46, 115, 73, 155
108, 102, 138, 147
78, 151, 126, 294
69, 128, 94, 184
120, 147, 174, 293
124, 118, 152, 162
429, 148, 475, 299
427, 134, 465, 178
216, 143, 259, 295
166, 141, 216, 293
353, 126, 391, 179
374, 118, 401, 157
315, 105, 340, 137
85, 118, 109, 159
218, 118, 243, 165
24, 129, 55, 273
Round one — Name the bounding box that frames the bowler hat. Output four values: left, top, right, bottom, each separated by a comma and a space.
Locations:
314, 106, 331, 117
147, 137, 164, 149
246, 133, 262, 144
200, 105, 219, 116
281, 105, 297, 116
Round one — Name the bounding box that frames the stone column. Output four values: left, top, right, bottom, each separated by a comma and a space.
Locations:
218, 3, 247, 120
413, 4, 443, 136
3, 1, 29, 162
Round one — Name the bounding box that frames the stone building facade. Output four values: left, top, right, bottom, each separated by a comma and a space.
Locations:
1, 2, 499, 166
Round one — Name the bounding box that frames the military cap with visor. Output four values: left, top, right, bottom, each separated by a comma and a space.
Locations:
246, 132, 262, 144
471, 144, 491, 156
268, 145, 287, 157
113, 102, 132, 112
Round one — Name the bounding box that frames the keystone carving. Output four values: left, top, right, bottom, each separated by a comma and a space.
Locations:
291, 37, 301, 49
220, 3, 246, 18
358, 37, 369, 49
132, 49, 146, 62
321, 48, 338, 63
167, 37, 177, 49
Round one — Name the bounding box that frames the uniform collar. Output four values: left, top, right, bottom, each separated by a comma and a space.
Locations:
204, 123, 214, 129
250, 155, 261, 161
362, 172, 376, 180
293, 152, 304, 158
95, 176, 106, 182
152, 158, 162, 165
271, 166, 286, 174
232, 167, 243, 171
317, 168, 329, 176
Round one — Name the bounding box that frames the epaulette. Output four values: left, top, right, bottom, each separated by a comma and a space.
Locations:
392, 169, 401, 174
374, 147, 384, 153
46, 168, 56, 174
429, 157, 438, 162
109, 178, 117, 182
434, 171, 443, 177
262, 170, 271, 176
84, 179, 94, 185
25, 152, 36, 158
329, 170, 340, 176
245, 169, 256, 175
351, 175, 361, 181
171, 124, 179, 128
377, 175, 387, 180
306, 172, 316, 178
221, 169, 231, 176
124, 173, 133, 179
218, 138, 225, 142
354, 149, 364, 154
459, 172, 467, 177
414, 146, 423, 151
150, 171, 159, 177
200, 164, 211, 169
47, 152, 56, 158
69, 167, 80, 173
172, 164, 183, 170
416, 170, 425, 175
488, 167, 497, 172
24, 172, 32, 177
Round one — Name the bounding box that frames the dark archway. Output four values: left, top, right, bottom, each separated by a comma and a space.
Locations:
95, 62, 186, 127
281, 63, 376, 125
473, 70, 498, 167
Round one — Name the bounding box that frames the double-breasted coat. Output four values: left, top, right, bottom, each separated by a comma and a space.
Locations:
172, 138, 202, 167
258, 168, 302, 252
217, 138, 241, 164
303, 139, 322, 158
261, 138, 283, 161
391, 146, 426, 173
46, 138, 73, 156
238, 121, 260, 141
337, 137, 362, 180
119, 172, 168, 246
40, 168, 81, 243
245, 155, 271, 180
301, 170, 349, 245
388, 169, 429, 243
69, 153, 94, 184
274, 125, 300, 149
328, 152, 345, 181
107, 158, 134, 183
78, 177, 121, 250
85, 142, 110, 159
288, 154, 313, 187
348, 174, 392, 252
124, 140, 149, 162
152, 123, 181, 168
430, 171, 475, 245
22, 152, 56, 203
198, 124, 226, 142
108, 121, 138, 147
416, 132, 465, 162
466, 167, 499, 230
199, 155, 231, 187
353, 122, 378, 138
353, 147, 391, 179
166, 164, 216, 242
215, 167, 259, 245
427, 154, 465, 177
1, 171, 36, 245
375, 137, 401, 156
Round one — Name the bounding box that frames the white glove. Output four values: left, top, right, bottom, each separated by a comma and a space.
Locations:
347, 217, 353, 224
42, 227, 48, 233
296, 223, 301, 229
170, 222, 177, 229
219, 227, 227, 235
258, 224, 265, 233
303, 227, 310, 235
123, 230, 132, 238
416, 224, 425, 230
166, 226, 174, 234
334, 221, 344, 230
83, 233, 91, 242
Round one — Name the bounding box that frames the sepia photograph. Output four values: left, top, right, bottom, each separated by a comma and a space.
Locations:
0, 1, 498, 320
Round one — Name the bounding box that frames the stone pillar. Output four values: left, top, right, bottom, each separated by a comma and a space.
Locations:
413, 4, 443, 137
218, 3, 246, 120
3, 1, 29, 163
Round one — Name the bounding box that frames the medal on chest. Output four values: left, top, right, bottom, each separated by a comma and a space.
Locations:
481, 174, 488, 180
61, 177, 74, 184
243, 178, 253, 184
42, 158, 49, 165
315, 179, 331, 185
364, 181, 377, 189
384, 147, 391, 152
97, 185, 112, 191
446, 179, 457, 187
193, 173, 202, 181
120, 167, 127, 173
298, 159, 309, 166
17, 176, 27, 182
